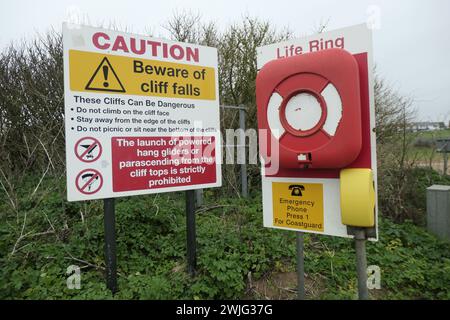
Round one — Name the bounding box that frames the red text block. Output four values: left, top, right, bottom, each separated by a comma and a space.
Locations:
111, 136, 216, 192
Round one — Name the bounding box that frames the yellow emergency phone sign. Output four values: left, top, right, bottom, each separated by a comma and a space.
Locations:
272, 182, 324, 232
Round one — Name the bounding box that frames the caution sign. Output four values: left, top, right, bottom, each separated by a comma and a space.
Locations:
272, 182, 324, 232
69, 50, 216, 100
85, 57, 126, 93
76, 169, 103, 195
74, 137, 102, 162
63, 24, 221, 202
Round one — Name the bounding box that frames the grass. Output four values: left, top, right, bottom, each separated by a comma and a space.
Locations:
412, 129, 450, 140
0, 174, 449, 300
407, 129, 450, 163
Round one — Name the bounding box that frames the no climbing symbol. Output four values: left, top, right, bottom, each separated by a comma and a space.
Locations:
85, 57, 126, 93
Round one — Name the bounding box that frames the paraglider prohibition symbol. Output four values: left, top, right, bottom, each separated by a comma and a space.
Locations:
76, 169, 103, 195
75, 137, 102, 163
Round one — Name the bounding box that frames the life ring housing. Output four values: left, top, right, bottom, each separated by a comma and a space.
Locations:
257, 48, 362, 169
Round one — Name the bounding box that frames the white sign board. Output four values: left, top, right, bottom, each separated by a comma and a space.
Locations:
257, 24, 377, 239
63, 23, 221, 201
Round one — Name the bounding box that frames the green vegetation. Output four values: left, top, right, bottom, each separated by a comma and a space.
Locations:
413, 129, 450, 140
378, 167, 450, 225
1, 174, 449, 300
1, 14, 449, 300
409, 129, 450, 162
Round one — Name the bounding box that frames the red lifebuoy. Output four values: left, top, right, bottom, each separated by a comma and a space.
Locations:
257, 48, 362, 169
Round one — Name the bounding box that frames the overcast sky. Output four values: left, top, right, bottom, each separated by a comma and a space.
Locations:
1, 0, 449, 122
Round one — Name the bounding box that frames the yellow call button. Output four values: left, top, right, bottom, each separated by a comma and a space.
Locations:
340, 168, 375, 227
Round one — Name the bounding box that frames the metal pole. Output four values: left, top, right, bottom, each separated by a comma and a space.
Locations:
443, 152, 448, 176
103, 198, 117, 294
186, 190, 197, 276
195, 189, 203, 207
239, 106, 248, 198
354, 228, 369, 300
296, 232, 306, 300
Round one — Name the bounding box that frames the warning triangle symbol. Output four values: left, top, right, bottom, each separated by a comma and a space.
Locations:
85, 57, 126, 93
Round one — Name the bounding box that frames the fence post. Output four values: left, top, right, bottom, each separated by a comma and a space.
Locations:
239, 105, 248, 198
195, 189, 203, 207
444, 152, 448, 175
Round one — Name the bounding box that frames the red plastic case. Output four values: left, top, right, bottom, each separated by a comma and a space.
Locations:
257, 48, 362, 169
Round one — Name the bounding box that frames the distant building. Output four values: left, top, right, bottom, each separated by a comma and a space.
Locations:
410, 121, 446, 132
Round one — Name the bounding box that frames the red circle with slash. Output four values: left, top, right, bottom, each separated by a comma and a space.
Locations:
75, 169, 103, 195
75, 137, 102, 163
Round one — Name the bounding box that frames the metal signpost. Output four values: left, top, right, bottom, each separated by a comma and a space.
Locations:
186, 190, 197, 276
256, 24, 378, 300
296, 232, 306, 300
436, 138, 450, 175
103, 198, 117, 293
354, 228, 369, 299
63, 23, 221, 292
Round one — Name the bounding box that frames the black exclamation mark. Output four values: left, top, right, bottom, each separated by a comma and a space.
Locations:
103, 65, 109, 88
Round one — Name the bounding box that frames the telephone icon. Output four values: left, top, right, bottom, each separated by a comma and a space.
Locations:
289, 184, 305, 197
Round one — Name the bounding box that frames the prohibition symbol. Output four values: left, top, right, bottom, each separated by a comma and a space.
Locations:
85, 57, 126, 93
76, 169, 103, 195
75, 137, 102, 162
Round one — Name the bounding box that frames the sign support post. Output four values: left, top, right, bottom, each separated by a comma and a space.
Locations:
186, 190, 197, 277
296, 232, 306, 300
354, 228, 368, 300
103, 198, 117, 294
